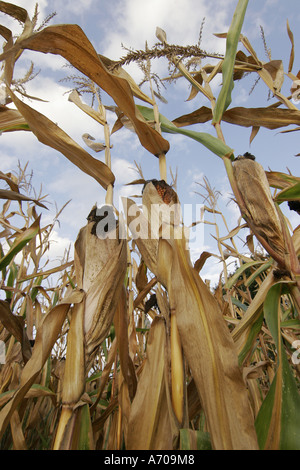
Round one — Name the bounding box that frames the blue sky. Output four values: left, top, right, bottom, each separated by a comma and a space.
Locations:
0, 0, 299, 285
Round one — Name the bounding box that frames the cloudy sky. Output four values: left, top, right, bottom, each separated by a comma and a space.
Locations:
0, 0, 299, 284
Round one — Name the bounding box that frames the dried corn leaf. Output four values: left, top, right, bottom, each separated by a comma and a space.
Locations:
0, 1, 28, 24
262, 60, 284, 92
68, 90, 106, 126
82, 133, 106, 153
126, 317, 178, 450
162, 235, 258, 449
292, 226, 300, 257
0, 289, 84, 440
173, 105, 300, 130
18, 261, 73, 282
266, 171, 300, 190
0, 24, 169, 157
0, 105, 29, 133
114, 286, 137, 401
0, 215, 40, 271
124, 190, 258, 449
180, 428, 212, 450
0, 300, 31, 363
194, 251, 213, 272
98, 54, 154, 105
0, 189, 47, 209
7, 88, 114, 191
138, 105, 234, 159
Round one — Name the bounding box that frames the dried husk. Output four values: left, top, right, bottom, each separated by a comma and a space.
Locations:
74, 211, 127, 364
233, 157, 286, 264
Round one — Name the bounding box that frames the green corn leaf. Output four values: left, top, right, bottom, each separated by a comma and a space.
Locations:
212, 0, 249, 124
0, 216, 40, 272
224, 259, 266, 290
238, 312, 264, 366
137, 105, 234, 159
255, 282, 300, 450
275, 182, 300, 202
179, 428, 212, 450
78, 404, 94, 450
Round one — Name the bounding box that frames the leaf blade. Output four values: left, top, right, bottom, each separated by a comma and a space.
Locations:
212, 0, 249, 124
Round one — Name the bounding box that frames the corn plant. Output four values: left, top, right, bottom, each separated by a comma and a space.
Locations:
0, 0, 299, 450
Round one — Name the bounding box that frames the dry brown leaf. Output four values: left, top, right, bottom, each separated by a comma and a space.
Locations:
0, 170, 18, 192
193, 251, 213, 272
126, 317, 179, 450
159, 234, 258, 449
114, 286, 137, 401
0, 300, 32, 363
263, 60, 284, 91
0, 289, 84, 441
0, 24, 169, 157
287, 20, 295, 73
0, 189, 47, 209
7, 87, 115, 191
0, 1, 28, 23
124, 185, 259, 449
99, 54, 154, 105
82, 133, 106, 153
0, 105, 28, 131
68, 90, 106, 126
173, 105, 300, 130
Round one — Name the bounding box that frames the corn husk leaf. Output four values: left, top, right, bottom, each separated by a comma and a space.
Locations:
255, 282, 300, 450
0, 24, 169, 157
163, 235, 258, 449
0, 170, 18, 192
232, 158, 286, 262
74, 217, 127, 361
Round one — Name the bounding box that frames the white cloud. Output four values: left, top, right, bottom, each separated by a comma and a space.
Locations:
46, 229, 73, 264
101, 0, 233, 60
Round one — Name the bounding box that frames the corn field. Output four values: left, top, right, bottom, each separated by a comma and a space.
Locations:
0, 0, 300, 451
